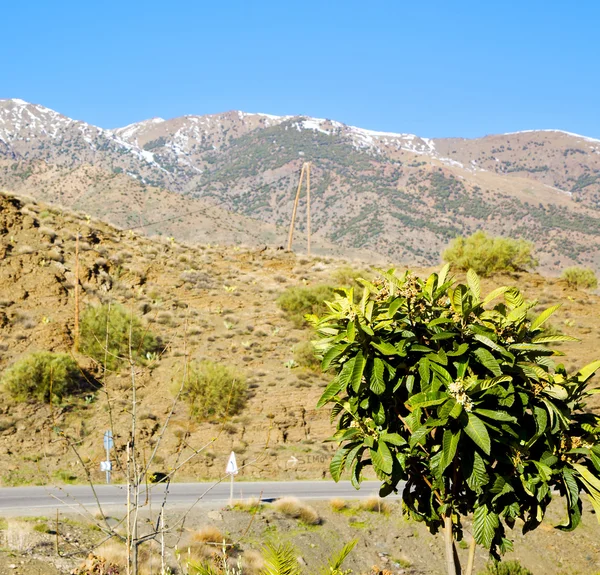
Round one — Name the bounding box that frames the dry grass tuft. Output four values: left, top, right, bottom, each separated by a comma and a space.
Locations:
4, 520, 35, 552
359, 496, 390, 514
273, 497, 321, 525
189, 525, 227, 545
242, 549, 264, 575
329, 497, 349, 512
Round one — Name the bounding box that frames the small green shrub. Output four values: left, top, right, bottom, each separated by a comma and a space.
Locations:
277, 285, 336, 327
561, 266, 598, 289
180, 360, 246, 421
478, 560, 533, 575
80, 304, 158, 371
442, 230, 537, 276
2, 351, 85, 403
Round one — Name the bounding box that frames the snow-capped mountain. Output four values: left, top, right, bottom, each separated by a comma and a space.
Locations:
2, 98, 600, 271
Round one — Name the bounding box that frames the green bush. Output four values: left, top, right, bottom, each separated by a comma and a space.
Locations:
180, 360, 246, 421
80, 304, 158, 371
2, 351, 85, 403
442, 230, 537, 276
561, 266, 598, 289
478, 561, 533, 575
277, 285, 336, 327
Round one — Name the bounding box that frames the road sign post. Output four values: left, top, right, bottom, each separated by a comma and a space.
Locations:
225, 451, 238, 505
103, 430, 114, 484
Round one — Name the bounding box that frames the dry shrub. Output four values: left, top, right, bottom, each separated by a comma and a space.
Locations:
273, 497, 321, 525
4, 520, 35, 552
189, 525, 227, 545
95, 541, 128, 568
359, 496, 390, 514
242, 549, 264, 575
95, 541, 158, 575
329, 498, 348, 512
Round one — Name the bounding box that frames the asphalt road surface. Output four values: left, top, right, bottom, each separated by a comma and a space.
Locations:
0, 480, 398, 516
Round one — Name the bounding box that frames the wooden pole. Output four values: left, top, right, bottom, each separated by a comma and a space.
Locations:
306, 163, 311, 256
465, 537, 476, 575
287, 163, 306, 251
55, 509, 59, 557
74, 231, 80, 351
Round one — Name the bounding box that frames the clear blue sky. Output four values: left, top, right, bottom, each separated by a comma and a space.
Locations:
2, 0, 599, 138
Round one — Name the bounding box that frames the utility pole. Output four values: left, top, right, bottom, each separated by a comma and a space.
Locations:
287, 162, 312, 254
306, 162, 311, 256
74, 231, 80, 351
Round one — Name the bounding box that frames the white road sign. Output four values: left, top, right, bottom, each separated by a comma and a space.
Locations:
226, 451, 238, 475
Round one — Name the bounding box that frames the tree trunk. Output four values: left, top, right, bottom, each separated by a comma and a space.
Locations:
444, 515, 459, 575
465, 537, 476, 575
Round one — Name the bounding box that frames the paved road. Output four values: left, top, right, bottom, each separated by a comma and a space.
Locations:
0, 481, 397, 516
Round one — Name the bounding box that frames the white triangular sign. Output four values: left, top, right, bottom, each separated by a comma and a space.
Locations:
226, 451, 238, 475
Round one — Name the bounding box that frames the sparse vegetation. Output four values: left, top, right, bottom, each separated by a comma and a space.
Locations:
277, 285, 336, 327
442, 230, 537, 275
561, 266, 598, 290
80, 303, 159, 371
478, 561, 534, 575
1, 351, 87, 403
181, 360, 247, 421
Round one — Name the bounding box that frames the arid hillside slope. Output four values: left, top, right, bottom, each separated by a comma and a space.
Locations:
0, 191, 599, 487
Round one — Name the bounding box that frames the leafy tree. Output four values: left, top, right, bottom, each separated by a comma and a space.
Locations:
443, 231, 537, 276
311, 266, 600, 575
2, 351, 86, 403
80, 303, 158, 371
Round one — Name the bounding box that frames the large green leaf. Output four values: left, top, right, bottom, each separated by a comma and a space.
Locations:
371, 441, 393, 475
330, 444, 353, 481
472, 347, 502, 376
463, 449, 489, 491
482, 285, 509, 306
440, 429, 461, 473
558, 467, 582, 531
464, 412, 491, 454
531, 335, 579, 344
317, 376, 345, 408
321, 343, 351, 372
474, 408, 517, 423
370, 357, 385, 395
371, 341, 400, 356
379, 431, 406, 446
438, 262, 451, 287
530, 304, 561, 331
350, 352, 366, 393
473, 504, 499, 549
467, 269, 481, 300
406, 391, 449, 409
577, 360, 600, 383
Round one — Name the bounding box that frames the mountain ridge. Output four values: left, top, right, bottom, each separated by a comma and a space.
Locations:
2, 98, 600, 272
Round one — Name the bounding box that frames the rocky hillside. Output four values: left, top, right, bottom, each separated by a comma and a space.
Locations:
2, 98, 600, 271
0, 191, 599, 487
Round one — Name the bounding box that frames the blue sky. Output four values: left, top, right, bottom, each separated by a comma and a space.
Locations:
2, 0, 599, 138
